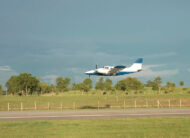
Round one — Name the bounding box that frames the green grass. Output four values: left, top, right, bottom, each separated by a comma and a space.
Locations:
0, 87, 190, 111
0, 117, 190, 137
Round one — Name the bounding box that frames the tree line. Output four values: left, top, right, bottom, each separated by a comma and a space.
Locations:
0, 72, 185, 96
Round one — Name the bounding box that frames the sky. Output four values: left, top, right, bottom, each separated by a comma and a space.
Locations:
0, 0, 190, 87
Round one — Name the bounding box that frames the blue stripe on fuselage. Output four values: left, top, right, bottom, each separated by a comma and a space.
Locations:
85, 73, 99, 75
86, 72, 135, 76
115, 72, 135, 76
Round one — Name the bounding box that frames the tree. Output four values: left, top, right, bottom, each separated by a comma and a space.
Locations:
6, 76, 18, 95
56, 77, 71, 92
104, 79, 113, 91
79, 78, 93, 93
72, 78, 92, 94
56, 77, 64, 92
50, 84, 55, 92
132, 78, 144, 92
5, 73, 40, 95
165, 81, 176, 93
115, 79, 127, 91
154, 76, 162, 86
83, 78, 92, 90
72, 83, 80, 90
152, 83, 159, 91
0, 85, 3, 95
145, 78, 161, 91
180, 81, 184, 87
63, 77, 71, 91
152, 77, 162, 93
39, 82, 51, 94
115, 77, 144, 92
95, 77, 105, 90
17, 73, 40, 95
146, 80, 154, 87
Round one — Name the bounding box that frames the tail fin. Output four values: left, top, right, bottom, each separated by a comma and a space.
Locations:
135, 58, 143, 64
128, 58, 143, 72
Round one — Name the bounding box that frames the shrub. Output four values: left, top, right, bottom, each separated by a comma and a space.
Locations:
164, 91, 169, 94
103, 92, 107, 95
92, 92, 96, 95
111, 91, 116, 95
134, 91, 138, 94
139, 91, 143, 94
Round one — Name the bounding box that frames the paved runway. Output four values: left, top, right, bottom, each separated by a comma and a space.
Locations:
0, 108, 190, 121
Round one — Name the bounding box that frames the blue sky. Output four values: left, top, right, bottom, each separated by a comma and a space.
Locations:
0, 0, 190, 87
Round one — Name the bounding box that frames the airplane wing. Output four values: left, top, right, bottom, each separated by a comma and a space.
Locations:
108, 65, 126, 76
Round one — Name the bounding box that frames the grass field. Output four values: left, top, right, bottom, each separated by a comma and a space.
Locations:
0, 117, 189, 138
0, 87, 190, 111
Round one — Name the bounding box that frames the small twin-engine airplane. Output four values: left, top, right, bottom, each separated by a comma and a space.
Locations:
85, 58, 143, 77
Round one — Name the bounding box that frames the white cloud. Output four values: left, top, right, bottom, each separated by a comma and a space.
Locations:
143, 52, 177, 59
0, 66, 11, 71
73, 76, 85, 83
0, 66, 18, 87
142, 64, 165, 69
117, 64, 178, 79
41, 75, 58, 84
129, 69, 179, 78
68, 68, 91, 83
188, 68, 190, 73
28, 44, 132, 68
69, 68, 86, 74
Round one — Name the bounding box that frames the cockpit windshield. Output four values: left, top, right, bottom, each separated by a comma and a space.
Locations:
104, 66, 109, 69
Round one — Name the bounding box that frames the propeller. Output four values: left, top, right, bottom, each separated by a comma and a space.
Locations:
96, 64, 98, 69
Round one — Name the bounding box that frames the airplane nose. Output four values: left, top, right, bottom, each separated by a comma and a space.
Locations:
85, 70, 95, 75
85, 71, 91, 74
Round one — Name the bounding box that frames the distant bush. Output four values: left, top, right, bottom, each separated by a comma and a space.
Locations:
103, 92, 107, 95
111, 91, 116, 95
92, 92, 96, 95
134, 91, 138, 94
139, 91, 143, 94
164, 91, 169, 94
125, 92, 128, 95
183, 88, 187, 91
187, 91, 190, 94
115, 77, 144, 91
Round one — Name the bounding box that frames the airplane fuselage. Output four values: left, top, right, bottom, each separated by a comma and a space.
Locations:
85, 58, 143, 77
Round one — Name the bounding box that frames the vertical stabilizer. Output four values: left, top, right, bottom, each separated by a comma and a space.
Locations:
123, 58, 143, 72
135, 58, 143, 64
130, 58, 143, 71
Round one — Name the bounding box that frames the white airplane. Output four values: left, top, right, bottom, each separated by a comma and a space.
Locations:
85, 58, 143, 77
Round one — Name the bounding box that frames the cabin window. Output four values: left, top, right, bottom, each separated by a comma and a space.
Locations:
104, 67, 109, 69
